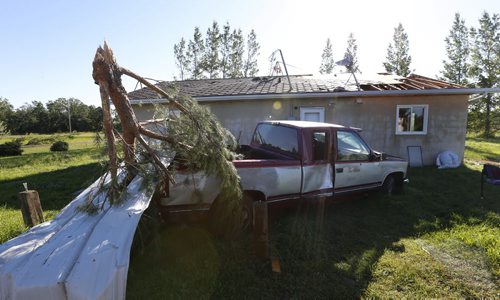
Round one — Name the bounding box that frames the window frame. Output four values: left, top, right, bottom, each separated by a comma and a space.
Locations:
395, 104, 429, 135
251, 123, 300, 157
335, 130, 371, 162
311, 130, 329, 162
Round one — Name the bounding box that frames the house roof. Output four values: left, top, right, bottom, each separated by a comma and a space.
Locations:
127, 73, 488, 103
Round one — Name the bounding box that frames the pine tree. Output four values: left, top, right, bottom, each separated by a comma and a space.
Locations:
220, 22, 232, 78
203, 21, 221, 79
244, 29, 260, 77
469, 11, 500, 137
344, 33, 360, 73
383, 23, 412, 76
187, 27, 205, 79
319, 38, 334, 74
227, 29, 244, 78
173, 38, 190, 80
441, 13, 470, 85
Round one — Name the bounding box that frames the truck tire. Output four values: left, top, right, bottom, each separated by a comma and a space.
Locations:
240, 194, 254, 232
382, 174, 403, 196
208, 193, 253, 237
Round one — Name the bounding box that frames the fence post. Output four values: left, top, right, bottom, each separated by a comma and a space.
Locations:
18, 190, 44, 227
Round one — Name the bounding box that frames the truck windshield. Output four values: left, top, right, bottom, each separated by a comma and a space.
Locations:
252, 124, 299, 155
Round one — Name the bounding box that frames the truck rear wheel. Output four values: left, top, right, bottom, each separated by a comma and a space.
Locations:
208, 193, 254, 237
241, 194, 254, 232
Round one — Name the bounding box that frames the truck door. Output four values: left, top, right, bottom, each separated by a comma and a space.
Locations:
334, 130, 381, 192
301, 130, 334, 197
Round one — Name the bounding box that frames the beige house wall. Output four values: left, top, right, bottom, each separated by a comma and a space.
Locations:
132, 94, 468, 166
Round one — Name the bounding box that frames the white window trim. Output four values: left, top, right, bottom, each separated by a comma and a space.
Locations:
300, 107, 325, 122
395, 104, 429, 135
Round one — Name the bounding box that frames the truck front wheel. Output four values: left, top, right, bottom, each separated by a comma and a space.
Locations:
382, 174, 403, 196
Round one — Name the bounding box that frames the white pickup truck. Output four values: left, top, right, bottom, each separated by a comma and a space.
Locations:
158, 121, 408, 225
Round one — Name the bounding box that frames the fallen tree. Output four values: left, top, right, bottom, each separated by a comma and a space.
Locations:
90, 42, 242, 231
0, 43, 244, 300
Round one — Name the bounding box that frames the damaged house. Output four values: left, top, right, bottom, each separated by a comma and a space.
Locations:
128, 73, 487, 166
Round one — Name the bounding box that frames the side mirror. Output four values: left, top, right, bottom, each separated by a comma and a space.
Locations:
369, 152, 382, 161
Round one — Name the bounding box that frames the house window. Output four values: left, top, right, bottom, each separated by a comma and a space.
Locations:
396, 105, 428, 135
300, 107, 325, 122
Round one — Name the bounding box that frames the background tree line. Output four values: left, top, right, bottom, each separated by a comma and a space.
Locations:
0, 97, 102, 135
173, 21, 260, 80
319, 11, 499, 136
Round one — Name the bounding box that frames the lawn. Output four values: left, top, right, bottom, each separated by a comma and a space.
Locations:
0, 133, 499, 298
0, 133, 104, 244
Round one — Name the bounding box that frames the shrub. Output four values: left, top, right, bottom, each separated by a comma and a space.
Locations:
50, 141, 69, 152
0, 141, 23, 156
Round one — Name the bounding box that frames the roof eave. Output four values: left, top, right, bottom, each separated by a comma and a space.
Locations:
129, 87, 500, 105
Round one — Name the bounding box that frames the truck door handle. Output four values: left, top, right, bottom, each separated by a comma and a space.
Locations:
336, 168, 343, 173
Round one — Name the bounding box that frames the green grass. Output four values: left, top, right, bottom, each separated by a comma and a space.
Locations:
465, 133, 500, 163
0, 132, 103, 243
1, 133, 499, 298
126, 163, 499, 299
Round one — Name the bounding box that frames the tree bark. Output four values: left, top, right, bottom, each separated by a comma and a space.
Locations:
92, 42, 178, 197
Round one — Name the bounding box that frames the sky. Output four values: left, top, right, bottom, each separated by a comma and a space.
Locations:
1, 0, 499, 108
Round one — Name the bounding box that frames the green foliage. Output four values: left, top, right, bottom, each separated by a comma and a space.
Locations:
441, 13, 470, 86
319, 38, 334, 74
0, 121, 9, 135
0, 141, 23, 157
187, 27, 205, 79
469, 11, 500, 137
0, 97, 13, 117
203, 21, 222, 79
220, 22, 232, 78
1, 98, 102, 135
145, 88, 242, 235
178, 23, 259, 79
173, 38, 189, 80
384, 23, 412, 76
228, 28, 245, 78
50, 141, 69, 152
244, 29, 260, 77
344, 33, 360, 73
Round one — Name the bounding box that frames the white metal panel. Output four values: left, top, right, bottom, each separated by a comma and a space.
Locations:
299, 107, 325, 122
0, 171, 155, 300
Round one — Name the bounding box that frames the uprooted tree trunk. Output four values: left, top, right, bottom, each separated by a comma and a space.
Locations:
91, 42, 242, 234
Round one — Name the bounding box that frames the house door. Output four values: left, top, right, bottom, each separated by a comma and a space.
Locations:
300, 107, 325, 122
